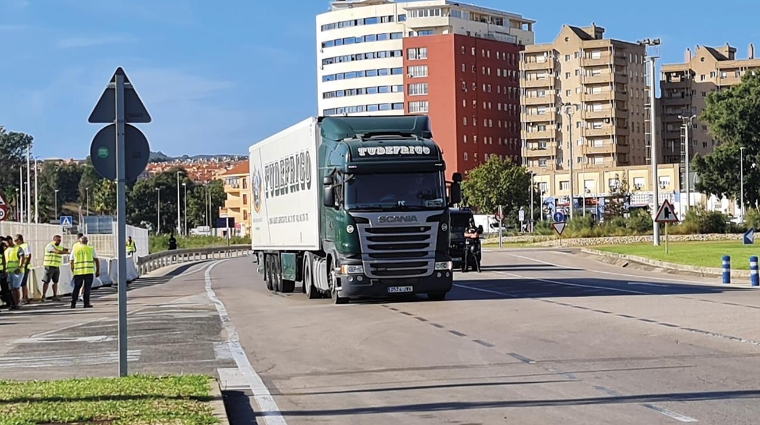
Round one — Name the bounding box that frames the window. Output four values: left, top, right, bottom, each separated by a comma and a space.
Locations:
407, 47, 427, 60
408, 100, 429, 113
243, 194, 248, 205
407, 65, 428, 77
560, 181, 569, 190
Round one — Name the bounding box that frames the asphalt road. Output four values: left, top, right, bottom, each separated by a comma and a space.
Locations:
210, 248, 760, 425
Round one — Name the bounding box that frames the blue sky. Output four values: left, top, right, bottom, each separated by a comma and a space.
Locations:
0, 0, 756, 159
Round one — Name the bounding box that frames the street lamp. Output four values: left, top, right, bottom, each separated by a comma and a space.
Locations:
740, 146, 745, 222
85, 187, 90, 216
33, 156, 39, 224
529, 172, 535, 232
638, 37, 662, 246
182, 182, 188, 236
156, 187, 161, 234
561, 102, 579, 220
679, 114, 696, 211
176, 171, 181, 236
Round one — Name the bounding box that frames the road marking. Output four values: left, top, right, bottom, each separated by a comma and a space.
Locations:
497, 271, 650, 295
641, 404, 698, 422
508, 352, 536, 364
628, 282, 666, 287
14, 335, 113, 344
0, 350, 141, 369
205, 260, 287, 425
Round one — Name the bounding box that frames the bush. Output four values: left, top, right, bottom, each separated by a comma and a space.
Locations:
149, 234, 251, 253
670, 205, 728, 234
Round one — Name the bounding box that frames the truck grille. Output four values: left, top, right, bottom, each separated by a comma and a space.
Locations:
352, 212, 440, 279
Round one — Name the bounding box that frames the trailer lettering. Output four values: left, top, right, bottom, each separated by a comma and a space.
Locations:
358, 145, 431, 157
264, 150, 312, 199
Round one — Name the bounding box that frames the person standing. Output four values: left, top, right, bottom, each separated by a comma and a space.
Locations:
70, 235, 99, 309
41, 235, 68, 302
15, 234, 31, 304
126, 236, 137, 257
4, 236, 23, 309
0, 237, 14, 310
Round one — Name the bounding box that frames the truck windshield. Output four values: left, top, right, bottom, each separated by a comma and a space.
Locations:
345, 172, 445, 211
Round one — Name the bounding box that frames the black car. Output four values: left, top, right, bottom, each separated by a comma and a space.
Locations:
448, 208, 482, 270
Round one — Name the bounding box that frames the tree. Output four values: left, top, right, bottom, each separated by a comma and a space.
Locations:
93, 179, 117, 215
461, 156, 531, 218
693, 71, 760, 207
187, 180, 226, 229
604, 178, 630, 218
0, 127, 33, 208
78, 160, 103, 211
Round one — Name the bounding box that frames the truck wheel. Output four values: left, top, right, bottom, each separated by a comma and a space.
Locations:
273, 255, 283, 292
265, 255, 274, 291
304, 256, 319, 299
427, 291, 447, 301
329, 265, 348, 305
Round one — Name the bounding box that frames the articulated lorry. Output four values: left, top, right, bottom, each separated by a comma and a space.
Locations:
249, 115, 462, 304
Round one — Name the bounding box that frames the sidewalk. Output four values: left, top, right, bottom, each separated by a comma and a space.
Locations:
0, 260, 236, 381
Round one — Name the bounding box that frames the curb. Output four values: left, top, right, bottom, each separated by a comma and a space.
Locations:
209, 379, 230, 425
580, 248, 752, 279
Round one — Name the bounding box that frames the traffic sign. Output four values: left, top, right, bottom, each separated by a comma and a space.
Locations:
551, 222, 566, 235
0, 193, 6, 206
0, 206, 6, 222
518, 209, 525, 222
744, 228, 755, 245
60, 216, 73, 228
553, 211, 565, 223
90, 123, 150, 181
654, 200, 679, 223
89, 68, 151, 123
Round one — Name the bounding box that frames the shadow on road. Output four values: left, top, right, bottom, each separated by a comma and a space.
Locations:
223, 390, 258, 424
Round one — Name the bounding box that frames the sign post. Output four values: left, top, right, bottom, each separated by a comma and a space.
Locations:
551, 211, 566, 246
88, 67, 151, 377
0, 193, 7, 222
498, 206, 504, 249
654, 200, 679, 254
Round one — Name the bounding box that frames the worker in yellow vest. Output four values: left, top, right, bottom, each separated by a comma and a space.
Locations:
0, 237, 15, 309
69, 235, 99, 309
42, 235, 69, 302
4, 236, 23, 309
126, 236, 137, 257
15, 234, 31, 304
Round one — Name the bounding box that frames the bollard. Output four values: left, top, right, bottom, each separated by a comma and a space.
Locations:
751, 256, 759, 287
722, 255, 731, 284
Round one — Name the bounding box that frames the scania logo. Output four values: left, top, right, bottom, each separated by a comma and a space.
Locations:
378, 215, 419, 223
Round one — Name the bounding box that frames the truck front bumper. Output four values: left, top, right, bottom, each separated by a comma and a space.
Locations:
336, 269, 453, 299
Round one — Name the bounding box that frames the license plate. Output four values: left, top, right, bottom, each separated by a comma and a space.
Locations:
453, 257, 462, 262
388, 286, 414, 293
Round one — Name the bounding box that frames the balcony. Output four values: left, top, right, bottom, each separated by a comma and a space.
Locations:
584, 143, 615, 154
662, 79, 690, 89
583, 73, 613, 84
522, 60, 553, 71
523, 147, 555, 158
224, 196, 244, 210
614, 91, 628, 102
523, 94, 556, 106
661, 114, 683, 123
522, 78, 553, 88
582, 91, 614, 102
582, 109, 612, 120
614, 126, 630, 136
719, 74, 742, 86
582, 55, 613, 67
584, 127, 614, 137
521, 112, 554, 123
661, 96, 690, 106
614, 55, 627, 67
523, 129, 557, 139
663, 130, 682, 139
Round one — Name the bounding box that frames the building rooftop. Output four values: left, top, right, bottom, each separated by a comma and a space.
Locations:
221, 160, 249, 176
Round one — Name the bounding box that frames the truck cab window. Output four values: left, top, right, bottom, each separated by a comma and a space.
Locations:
345, 172, 445, 211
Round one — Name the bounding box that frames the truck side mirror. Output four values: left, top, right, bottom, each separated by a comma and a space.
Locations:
322, 176, 336, 208
449, 182, 462, 205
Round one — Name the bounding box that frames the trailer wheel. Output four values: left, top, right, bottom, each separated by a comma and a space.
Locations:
272, 255, 283, 292
264, 255, 274, 291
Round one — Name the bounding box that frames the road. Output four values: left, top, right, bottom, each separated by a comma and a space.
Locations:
2, 249, 760, 424
211, 248, 760, 425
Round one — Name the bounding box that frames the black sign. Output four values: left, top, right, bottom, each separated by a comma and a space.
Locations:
89, 123, 150, 181
215, 217, 235, 228
264, 150, 312, 199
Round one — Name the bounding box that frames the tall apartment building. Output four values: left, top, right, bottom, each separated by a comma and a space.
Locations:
315, 0, 534, 177
660, 44, 760, 165
520, 24, 648, 184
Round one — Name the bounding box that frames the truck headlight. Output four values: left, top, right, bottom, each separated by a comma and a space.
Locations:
434, 261, 452, 271
346, 225, 355, 233
340, 265, 363, 274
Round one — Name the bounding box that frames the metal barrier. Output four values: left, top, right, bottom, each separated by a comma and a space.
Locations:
136, 245, 252, 275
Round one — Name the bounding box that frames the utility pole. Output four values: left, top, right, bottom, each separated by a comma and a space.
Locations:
34, 157, 39, 223
156, 187, 161, 234
740, 146, 745, 222
26, 145, 31, 224
176, 171, 181, 236
530, 172, 535, 232
639, 37, 662, 246
561, 102, 578, 220
183, 182, 188, 236
679, 114, 696, 212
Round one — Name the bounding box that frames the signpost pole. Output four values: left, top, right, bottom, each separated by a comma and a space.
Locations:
115, 71, 129, 377
498, 205, 503, 249
665, 222, 669, 254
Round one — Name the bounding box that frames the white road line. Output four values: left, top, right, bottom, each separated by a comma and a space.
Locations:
495, 271, 651, 295
642, 404, 698, 422
628, 282, 666, 287
205, 260, 288, 425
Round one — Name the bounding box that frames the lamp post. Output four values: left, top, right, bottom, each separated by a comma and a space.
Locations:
530, 172, 535, 232
176, 171, 181, 236
86, 187, 90, 216
679, 114, 696, 211
26, 145, 31, 224
54, 189, 59, 221
182, 182, 188, 236
740, 146, 745, 222
19, 168, 23, 223
33, 157, 39, 224
561, 102, 579, 220
156, 187, 161, 234
638, 37, 662, 246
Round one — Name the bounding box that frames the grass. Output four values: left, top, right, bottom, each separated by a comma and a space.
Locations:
149, 234, 251, 253
596, 240, 759, 270
0, 374, 217, 425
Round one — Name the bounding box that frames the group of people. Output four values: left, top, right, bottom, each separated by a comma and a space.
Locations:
0, 232, 108, 311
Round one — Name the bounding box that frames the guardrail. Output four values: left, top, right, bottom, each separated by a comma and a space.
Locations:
136, 245, 252, 275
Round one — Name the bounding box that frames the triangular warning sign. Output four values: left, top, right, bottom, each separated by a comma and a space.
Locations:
655, 200, 679, 223
0, 193, 5, 206
88, 67, 152, 124
551, 222, 566, 235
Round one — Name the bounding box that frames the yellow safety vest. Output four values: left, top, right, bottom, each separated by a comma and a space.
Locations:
0, 253, 4, 272
4, 246, 20, 272
43, 242, 65, 267
126, 241, 136, 253
72, 244, 96, 276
